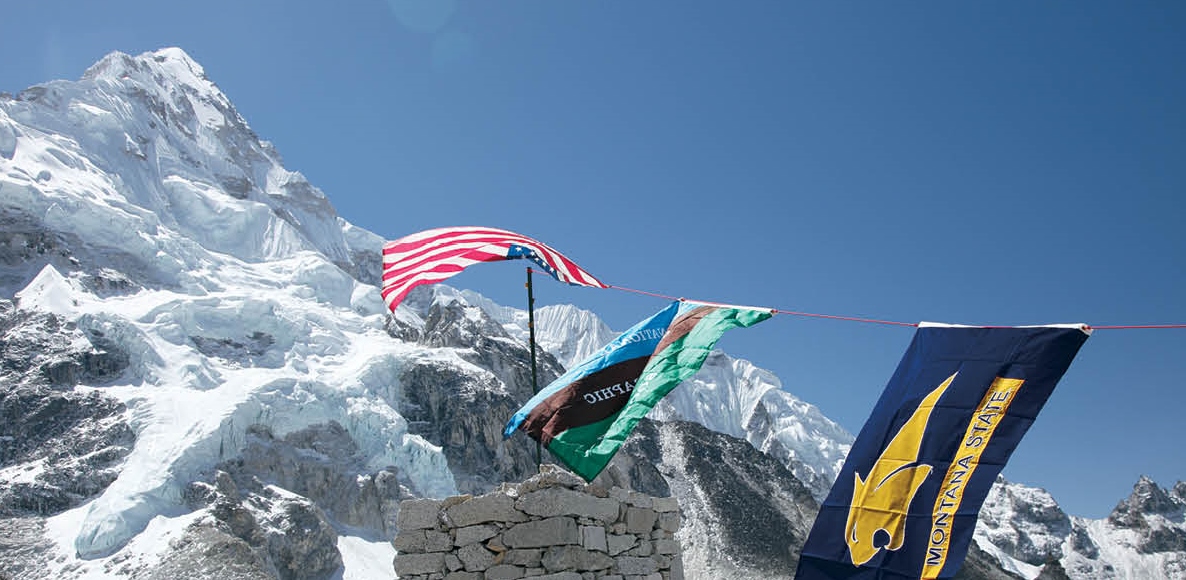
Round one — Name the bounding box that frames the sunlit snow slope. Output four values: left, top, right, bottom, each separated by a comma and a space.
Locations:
0, 48, 457, 565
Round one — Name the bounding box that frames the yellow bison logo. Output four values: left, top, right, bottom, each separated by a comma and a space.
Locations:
845, 372, 957, 566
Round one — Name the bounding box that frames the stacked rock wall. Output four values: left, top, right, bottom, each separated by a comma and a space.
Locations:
393, 466, 684, 580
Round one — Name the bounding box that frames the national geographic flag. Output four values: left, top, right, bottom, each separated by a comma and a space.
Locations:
795, 323, 1090, 580
504, 300, 771, 481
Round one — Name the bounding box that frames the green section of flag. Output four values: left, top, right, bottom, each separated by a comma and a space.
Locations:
546, 305, 772, 481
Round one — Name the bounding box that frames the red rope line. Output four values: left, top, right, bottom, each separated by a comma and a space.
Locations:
1088, 324, 1186, 330
606, 283, 679, 302
771, 309, 918, 327
536, 270, 1186, 331
609, 283, 917, 327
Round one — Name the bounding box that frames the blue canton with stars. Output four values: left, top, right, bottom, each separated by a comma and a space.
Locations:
507, 244, 560, 280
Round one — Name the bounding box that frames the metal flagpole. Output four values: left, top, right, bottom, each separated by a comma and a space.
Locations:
526, 267, 542, 469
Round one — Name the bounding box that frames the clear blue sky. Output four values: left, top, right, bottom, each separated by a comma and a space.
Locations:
3, 1, 1183, 519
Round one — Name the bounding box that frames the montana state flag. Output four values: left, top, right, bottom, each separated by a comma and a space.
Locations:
795, 323, 1090, 580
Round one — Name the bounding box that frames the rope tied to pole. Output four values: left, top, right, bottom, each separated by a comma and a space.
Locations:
522, 269, 1186, 331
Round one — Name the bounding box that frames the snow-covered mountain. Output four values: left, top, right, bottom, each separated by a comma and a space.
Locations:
0, 48, 1181, 580
975, 476, 1186, 579
0, 47, 466, 576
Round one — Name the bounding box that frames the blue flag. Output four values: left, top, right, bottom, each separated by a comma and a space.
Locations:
795, 323, 1090, 580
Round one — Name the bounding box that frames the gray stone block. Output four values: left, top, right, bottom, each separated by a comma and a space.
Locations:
393, 529, 427, 553
504, 517, 579, 548
624, 491, 652, 508
658, 512, 680, 533
607, 534, 637, 556
580, 525, 607, 552
651, 497, 679, 513
626, 539, 653, 557
654, 539, 680, 555
529, 572, 583, 580
485, 564, 527, 579
426, 530, 453, 552
517, 487, 620, 523
394, 529, 453, 553
541, 545, 614, 572
523, 465, 587, 490
394, 552, 446, 576
398, 498, 443, 531
454, 523, 499, 546
441, 494, 472, 510
585, 484, 609, 498
615, 556, 659, 575
444, 572, 481, 580
445, 553, 463, 571
668, 554, 684, 580
458, 542, 496, 571
447, 493, 528, 527
624, 507, 657, 535
503, 548, 544, 567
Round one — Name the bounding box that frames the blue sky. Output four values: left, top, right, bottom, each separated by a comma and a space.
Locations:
3, 1, 1184, 519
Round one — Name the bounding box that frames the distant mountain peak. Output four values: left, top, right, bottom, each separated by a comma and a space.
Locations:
1112, 475, 1182, 521
84, 47, 209, 85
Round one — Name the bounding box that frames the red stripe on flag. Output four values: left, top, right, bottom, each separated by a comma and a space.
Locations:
380, 226, 606, 312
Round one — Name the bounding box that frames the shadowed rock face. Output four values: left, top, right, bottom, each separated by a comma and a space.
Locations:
1032, 557, 1073, 580
663, 420, 818, 575
0, 304, 134, 517
142, 524, 275, 580
0, 518, 54, 580
1108, 476, 1186, 555
184, 469, 343, 580
400, 299, 565, 494
953, 543, 1028, 580
0, 208, 164, 299
609, 419, 827, 577
207, 422, 413, 535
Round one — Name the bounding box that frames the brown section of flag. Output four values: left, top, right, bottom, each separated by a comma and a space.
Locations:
523, 356, 652, 446
652, 305, 716, 354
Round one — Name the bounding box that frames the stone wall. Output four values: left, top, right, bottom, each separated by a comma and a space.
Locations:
393, 465, 684, 580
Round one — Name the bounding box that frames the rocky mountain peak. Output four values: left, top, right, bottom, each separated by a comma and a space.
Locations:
1110, 475, 1182, 526
975, 477, 1074, 568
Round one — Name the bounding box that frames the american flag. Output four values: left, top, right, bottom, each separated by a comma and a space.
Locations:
381, 226, 607, 312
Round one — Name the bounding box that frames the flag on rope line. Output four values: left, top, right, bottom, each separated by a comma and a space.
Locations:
381, 226, 607, 312
504, 300, 772, 481
795, 323, 1090, 580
